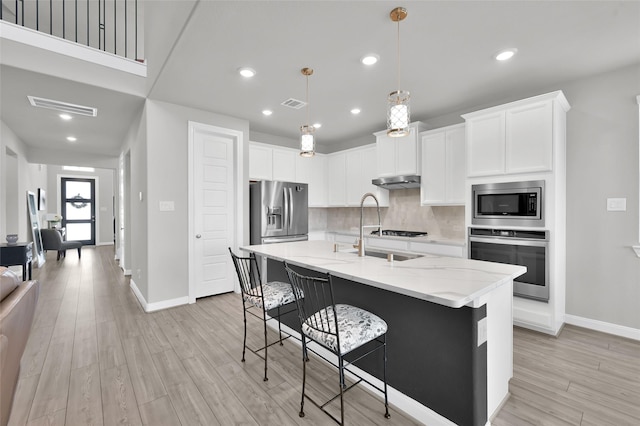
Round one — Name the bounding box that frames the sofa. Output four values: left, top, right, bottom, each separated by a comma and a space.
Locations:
0, 267, 39, 426
40, 228, 82, 261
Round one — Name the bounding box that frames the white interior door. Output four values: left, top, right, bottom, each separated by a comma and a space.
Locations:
191, 123, 236, 299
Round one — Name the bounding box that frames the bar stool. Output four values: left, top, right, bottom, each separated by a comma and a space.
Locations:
228, 248, 299, 381
285, 264, 390, 425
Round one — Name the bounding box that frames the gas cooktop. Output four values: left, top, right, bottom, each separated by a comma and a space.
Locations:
370, 229, 428, 237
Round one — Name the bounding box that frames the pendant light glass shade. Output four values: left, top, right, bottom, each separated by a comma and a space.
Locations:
387, 7, 410, 137
387, 90, 410, 137
299, 67, 316, 157
300, 125, 315, 157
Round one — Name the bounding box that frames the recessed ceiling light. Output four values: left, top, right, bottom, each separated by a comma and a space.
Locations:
313, 123, 322, 129
59, 113, 72, 120
238, 67, 256, 78
262, 109, 273, 116
351, 108, 361, 115
495, 48, 517, 61
66, 136, 77, 142
361, 54, 379, 65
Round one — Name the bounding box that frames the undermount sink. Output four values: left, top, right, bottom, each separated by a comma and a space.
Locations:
364, 249, 423, 262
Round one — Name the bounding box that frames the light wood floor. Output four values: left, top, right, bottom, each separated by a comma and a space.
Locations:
7, 246, 640, 426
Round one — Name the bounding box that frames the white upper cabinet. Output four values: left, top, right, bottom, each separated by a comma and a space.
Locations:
463, 91, 569, 177
374, 122, 427, 177
249, 143, 273, 180
346, 145, 389, 207
326, 152, 347, 206
420, 124, 466, 205
249, 142, 297, 182
296, 154, 327, 207
464, 112, 505, 177
272, 148, 297, 182
505, 101, 553, 174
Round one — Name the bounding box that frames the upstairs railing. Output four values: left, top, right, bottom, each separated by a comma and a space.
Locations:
1, 0, 143, 61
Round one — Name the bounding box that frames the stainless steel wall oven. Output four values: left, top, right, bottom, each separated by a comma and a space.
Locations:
472, 180, 544, 227
469, 228, 549, 301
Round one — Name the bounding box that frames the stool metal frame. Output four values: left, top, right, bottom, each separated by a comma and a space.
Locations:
229, 248, 297, 381
285, 264, 390, 425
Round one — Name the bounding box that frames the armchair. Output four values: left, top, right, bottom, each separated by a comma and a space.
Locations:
40, 229, 82, 260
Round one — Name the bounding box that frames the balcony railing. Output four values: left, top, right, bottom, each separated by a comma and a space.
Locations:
1, 0, 142, 61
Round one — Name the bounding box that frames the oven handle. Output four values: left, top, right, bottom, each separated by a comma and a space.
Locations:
469, 236, 549, 248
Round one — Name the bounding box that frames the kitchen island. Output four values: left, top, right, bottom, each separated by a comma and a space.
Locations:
241, 240, 525, 426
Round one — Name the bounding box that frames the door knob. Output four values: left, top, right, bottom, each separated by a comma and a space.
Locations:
196, 234, 202, 238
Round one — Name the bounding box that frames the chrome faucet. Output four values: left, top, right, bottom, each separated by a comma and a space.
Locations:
354, 192, 382, 257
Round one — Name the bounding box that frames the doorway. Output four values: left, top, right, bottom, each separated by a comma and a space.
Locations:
61, 177, 96, 245
188, 122, 243, 302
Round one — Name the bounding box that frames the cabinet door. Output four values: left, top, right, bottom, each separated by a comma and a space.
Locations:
506, 100, 553, 173
249, 143, 273, 180
466, 112, 505, 177
395, 127, 419, 175
326, 153, 346, 206
376, 134, 396, 177
272, 148, 297, 182
421, 132, 447, 204
445, 126, 466, 204
296, 154, 326, 207
346, 149, 364, 205
360, 146, 388, 207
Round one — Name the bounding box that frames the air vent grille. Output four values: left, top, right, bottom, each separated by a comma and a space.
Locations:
27, 96, 98, 117
280, 98, 307, 109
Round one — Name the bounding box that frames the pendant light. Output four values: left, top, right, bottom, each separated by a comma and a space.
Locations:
300, 67, 315, 157
387, 7, 410, 137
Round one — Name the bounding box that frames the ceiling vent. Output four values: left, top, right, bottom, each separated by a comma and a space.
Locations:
27, 96, 98, 117
280, 98, 307, 109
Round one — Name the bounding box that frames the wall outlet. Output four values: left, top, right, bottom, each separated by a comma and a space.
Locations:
607, 198, 626, 211
477, 317, 488, 347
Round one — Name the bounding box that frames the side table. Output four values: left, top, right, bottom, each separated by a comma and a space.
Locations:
0, 242, 33, 281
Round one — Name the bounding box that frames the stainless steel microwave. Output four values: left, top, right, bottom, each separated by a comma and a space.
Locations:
472, 180, 545, 227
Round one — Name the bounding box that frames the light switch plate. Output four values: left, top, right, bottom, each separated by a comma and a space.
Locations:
607, 198, 626, 211
159, 201, 175, 211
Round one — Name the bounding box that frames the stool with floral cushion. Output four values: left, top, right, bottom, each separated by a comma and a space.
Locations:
284, 263, 390, 425
228, 248, 301, 381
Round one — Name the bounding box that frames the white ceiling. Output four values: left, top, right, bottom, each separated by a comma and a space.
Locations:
2, 1, 639, 166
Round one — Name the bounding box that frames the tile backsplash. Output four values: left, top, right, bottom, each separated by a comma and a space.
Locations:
309, 188, 465, 240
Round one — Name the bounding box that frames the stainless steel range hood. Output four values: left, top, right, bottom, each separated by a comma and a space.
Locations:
371, 175, 421, 190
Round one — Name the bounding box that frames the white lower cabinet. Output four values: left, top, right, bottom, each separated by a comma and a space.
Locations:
409, 241, 465, 258
420, 124, 466, 205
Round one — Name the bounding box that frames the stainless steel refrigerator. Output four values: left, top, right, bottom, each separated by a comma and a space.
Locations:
250, 180, 309, 245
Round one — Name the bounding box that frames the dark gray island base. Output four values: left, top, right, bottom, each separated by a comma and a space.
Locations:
268, 258, 488, 426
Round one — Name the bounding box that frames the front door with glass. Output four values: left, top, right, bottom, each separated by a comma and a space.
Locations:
61, 177, 96, 245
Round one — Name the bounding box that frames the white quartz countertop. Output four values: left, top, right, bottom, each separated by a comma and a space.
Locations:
241, 240, 525, 308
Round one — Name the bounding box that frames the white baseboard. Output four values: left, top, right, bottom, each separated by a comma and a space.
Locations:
271, 321, 455, 426
564, 314, 640, 341
96, 242, 114, 246
123, 269, 132, 276
129, 279, 189, 313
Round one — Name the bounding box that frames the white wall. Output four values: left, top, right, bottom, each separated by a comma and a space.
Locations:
562, 64, 640, 329
124, 99, 249, 306
1, 120, 46, 242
